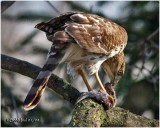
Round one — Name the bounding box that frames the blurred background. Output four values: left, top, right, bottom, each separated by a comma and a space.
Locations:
1, 1, 159, 127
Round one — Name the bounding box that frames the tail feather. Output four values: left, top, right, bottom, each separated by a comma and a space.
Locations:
23, 54, 61, 110
23, 77, 49, 110
23, 55, 61, 110
23, 30, 70, 110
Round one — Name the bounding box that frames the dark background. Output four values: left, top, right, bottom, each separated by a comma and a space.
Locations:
1, 1, 159, 127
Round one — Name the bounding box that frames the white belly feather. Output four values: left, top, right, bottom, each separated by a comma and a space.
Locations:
60, 43, 108, 76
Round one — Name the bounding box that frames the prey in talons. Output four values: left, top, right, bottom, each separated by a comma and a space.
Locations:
76, 82, 116, 110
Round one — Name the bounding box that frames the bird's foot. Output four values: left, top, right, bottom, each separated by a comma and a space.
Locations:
76, 87, 115, 110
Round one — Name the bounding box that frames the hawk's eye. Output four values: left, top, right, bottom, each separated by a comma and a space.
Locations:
117, 70, 123, 76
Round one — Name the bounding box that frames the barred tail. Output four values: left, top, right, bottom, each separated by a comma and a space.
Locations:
24, 30, 70, 110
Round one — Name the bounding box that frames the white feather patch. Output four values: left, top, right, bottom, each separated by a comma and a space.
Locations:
71, 14, 88, 21
109, 47, 121, 58
97, 43, 108, 54
86, 59, 106, 75
89, 16, 100, 24
67, 63, 77, 80
50, 52, 56, 55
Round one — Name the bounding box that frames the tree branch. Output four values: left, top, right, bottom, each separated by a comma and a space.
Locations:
1, 54, 80, 104
1, 54, 159, 127
70, 99, 159, 127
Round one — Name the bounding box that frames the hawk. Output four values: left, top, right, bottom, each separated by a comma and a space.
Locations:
23, 12, 127, 110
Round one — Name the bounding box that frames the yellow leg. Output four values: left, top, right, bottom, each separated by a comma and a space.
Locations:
95, 72, 107, 93
78, 68, 92, 91
94, 72, 115, 104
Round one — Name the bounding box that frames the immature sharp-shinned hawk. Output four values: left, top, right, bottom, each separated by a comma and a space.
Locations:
23, 12, 127, 110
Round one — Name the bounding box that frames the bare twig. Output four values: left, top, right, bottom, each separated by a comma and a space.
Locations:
146, 28, 159, 41
65, 1, 87, 12
46, 1, 61, 14
1, 1, 15, 13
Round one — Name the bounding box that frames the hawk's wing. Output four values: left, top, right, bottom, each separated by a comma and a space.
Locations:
38, 12, 127, 55
65, 13, 128, 55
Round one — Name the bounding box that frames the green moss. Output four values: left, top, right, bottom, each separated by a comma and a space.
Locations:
63, 83, 72, 90
70, 99, 107, 127
70, 103, 159, 127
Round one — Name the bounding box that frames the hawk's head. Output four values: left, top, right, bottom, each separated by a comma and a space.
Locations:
102, 52, 125, 86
